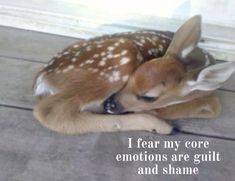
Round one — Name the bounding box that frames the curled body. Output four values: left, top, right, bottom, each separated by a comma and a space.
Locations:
33, 16, 235, 135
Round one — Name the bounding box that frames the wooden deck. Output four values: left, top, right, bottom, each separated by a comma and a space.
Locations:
0, 26, 235, 181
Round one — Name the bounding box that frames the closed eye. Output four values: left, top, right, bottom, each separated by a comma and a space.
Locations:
137, 95, 158, 103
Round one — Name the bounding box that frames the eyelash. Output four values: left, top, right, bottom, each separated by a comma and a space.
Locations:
137, 95, 158, 103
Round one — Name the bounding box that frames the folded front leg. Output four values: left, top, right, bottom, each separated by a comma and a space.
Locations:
33, 90, 173, 135
151, 94, 221, 120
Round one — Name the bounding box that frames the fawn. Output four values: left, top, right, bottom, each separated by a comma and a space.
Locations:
33, 15, 235, 135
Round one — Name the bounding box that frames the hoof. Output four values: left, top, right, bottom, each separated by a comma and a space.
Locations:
170, 126, 180, 135
152, 129, 157, 134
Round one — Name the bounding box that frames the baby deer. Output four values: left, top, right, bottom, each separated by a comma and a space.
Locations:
33, 15, 235, 135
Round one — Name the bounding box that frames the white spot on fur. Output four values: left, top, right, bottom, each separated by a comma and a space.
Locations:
121, 50, 128, 56
156, 33, 171, 40
122, 75, 129, 82
48, 59, 55, 66
101, 52, 106, 56
99, 72, 105, 76
63, 51, 69, 55
75, 51, 80, 56
108, 76, 115, 82
148, 49, 152, 55
56, 53, 62, 59
34, 73, 55, 96
99, 60, 106, 66
73, 44, 79, 48
71, 58, 77, 62
140, 39, 146, 43
88, 68, 99, 73
109, 71, 121, 82
82, 42, 88, 47
85, 59, 94, 64
102, 57, 107, 61
113, 54, 120, 58
119, 38, 126, 43
107, 46, 115, 51
150, 48, 159, 56
120, 57, 130, 65
68, 65, 74, 69
107, 54, 113, 59
63, 65, 74, 73
93, 54, 99, 58
137, 52, 143, 62
113, 71, 120, 77
153, 36, 159, 41
86, 46, 92, 51
114, 42, 120, 47
92, 68, 99, 72
158, 44, 164, 52
56, 69, 61, 74
134, 41, 143, 47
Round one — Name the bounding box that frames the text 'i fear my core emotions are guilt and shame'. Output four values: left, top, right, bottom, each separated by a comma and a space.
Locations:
115, 138, 221, 175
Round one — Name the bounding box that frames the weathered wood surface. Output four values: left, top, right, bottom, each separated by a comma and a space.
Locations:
0, 26, 235, 181
222, 75, 235, 92
0, 107, 234, 181
175, 91, 235, 139
0, 26, 78, 62
0, 57, 38, 108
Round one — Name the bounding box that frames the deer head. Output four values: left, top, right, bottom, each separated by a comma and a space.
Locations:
104, 15, 235, 114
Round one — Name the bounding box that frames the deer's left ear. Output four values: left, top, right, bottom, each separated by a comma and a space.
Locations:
165, 15, 201, 59
186, 62, 235, 92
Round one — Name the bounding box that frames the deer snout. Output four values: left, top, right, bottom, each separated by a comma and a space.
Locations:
103, 94, 124, 114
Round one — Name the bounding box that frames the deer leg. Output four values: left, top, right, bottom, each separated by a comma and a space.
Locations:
151, 94, 221, 120
33, 90, 173, 135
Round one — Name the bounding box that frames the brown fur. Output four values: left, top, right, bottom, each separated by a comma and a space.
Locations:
153, 94, 221, 119
34, 89, 173, 135
33, 15, 222, 135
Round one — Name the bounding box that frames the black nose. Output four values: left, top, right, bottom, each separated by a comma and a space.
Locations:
103, 95, 124, 114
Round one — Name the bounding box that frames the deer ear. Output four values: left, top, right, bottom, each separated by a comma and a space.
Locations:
186, 62, 235, 92
165, 15, 201, 59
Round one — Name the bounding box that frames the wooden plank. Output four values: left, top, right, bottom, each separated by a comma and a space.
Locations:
175, 90, 235, 139
0, 106, 234, 181
0, 57, 40, 108
0, 26, 78, 62
0, 57, 235, 138
222, 74, 235, 92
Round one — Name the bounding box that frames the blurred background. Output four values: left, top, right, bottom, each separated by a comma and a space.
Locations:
0, 0, 235, 61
